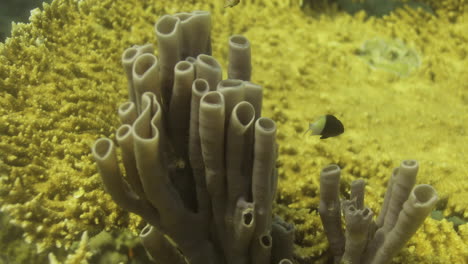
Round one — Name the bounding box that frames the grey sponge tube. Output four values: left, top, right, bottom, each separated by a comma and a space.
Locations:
225, 101, 255, 209
195, 54, 222, 91
371, 184, 438, 264
198, 91, 227, 250
226, 197, 256, 264
350, 179, 365, 210
118, 102, 138, 125
318, 164, 345, 261
115, 124, 145, 200
217, 79, 245, 126
341, 201, 374, 264
250, 117, 276, 264
134, 93, 219, 264
250, 231, 272, 264
132, 93, 181, 217
252, 117, 277, 234
169, 60, 195, 158
122, 44, 154, 104
91, 138, 160, 227
188, 79, 211, 222
140, 225, 186, 264
366, 160, 419, 262
224, 103, 255, 264
155, 14, 182, 110
243, 82, 262, 120
271, 216, 295, 263
378, 160, 418, 233
228, 35, 251, 81
174, 10, 211, 58
132, 54, 160, 111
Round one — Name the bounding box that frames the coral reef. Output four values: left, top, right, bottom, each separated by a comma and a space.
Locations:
0, 0, 52, 41
0, 211, 46, 263
48, 231, 91, 264
0, 0, 467, 263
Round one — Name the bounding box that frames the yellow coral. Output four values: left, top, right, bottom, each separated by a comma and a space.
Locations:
48, 231, 91, 264
0, 0, 467, 262
392, 219, 468, 263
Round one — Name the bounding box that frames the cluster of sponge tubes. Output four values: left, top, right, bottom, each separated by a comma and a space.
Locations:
318, 160, 439, 264
91, 11, 294, 264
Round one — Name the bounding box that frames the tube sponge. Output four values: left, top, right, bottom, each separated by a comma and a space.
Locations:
92, 11, 294, 264
371, 184, 438, 264
318, 160, 438, 264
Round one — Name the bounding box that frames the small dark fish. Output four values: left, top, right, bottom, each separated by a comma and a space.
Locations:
304, 114, 344, 139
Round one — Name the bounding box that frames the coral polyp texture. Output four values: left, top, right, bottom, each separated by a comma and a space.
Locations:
0, 0, 467, 263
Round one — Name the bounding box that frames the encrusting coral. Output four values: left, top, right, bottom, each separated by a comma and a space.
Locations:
92, 10, 294, 263
0, 0, 467, 263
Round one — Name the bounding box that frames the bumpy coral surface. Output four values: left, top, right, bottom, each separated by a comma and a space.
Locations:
0, 0, 467, 262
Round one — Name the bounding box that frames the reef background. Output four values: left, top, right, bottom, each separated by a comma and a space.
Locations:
0, 0, 467, 263
0, 0, 52, 41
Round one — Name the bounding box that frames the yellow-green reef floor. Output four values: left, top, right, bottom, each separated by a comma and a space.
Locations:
0, 0, 467, 263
